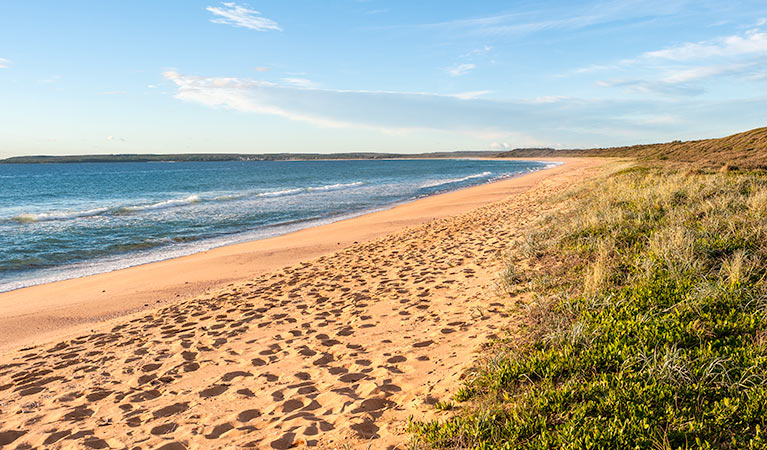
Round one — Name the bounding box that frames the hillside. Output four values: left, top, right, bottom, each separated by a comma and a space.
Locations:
500, 126, 767, 169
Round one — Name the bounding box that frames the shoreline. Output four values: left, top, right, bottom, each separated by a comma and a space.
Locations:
0, 160, 558, 295
0, 157, 581, 353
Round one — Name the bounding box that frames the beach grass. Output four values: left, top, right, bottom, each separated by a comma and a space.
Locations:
409, 165, 767, 449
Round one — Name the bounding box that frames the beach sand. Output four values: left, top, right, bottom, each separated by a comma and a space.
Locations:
0, 158, 610, 449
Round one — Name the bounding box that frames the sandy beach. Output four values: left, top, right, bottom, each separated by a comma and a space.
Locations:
0, 157, 609, 449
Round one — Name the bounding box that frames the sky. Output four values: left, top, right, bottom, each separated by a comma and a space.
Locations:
1, 1, 766, 157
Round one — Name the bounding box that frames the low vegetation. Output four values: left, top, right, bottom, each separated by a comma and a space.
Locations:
410, 166, 767, 449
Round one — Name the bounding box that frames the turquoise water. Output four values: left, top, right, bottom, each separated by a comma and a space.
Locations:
0, 159, 554, 292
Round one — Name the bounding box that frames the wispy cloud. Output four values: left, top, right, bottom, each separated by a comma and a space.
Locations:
580, 27, 767, 96
452, 90, 492, 100
0, 58, 11, 69
460, 45, 492, 58
393, 0, 686, 36
162, 70, 767, 146
207, 2, 281, 31
253, 67, 271, 72
660, 63, 755, 83
596, 79, 705, 96
446, 63, 475, 77
644, 29, 767, 60
281, 77, 318, 88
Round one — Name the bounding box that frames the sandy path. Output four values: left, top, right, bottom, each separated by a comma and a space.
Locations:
0, 158, 610, 449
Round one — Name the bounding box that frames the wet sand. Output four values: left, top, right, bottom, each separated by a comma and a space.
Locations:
0, 157, 611, 449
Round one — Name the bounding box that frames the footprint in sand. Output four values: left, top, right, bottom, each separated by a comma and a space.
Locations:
281, 398, 303, 413
153, 402, 188, 419
199, 384, 229, 398
155, 442, 188, 450
237, 409, 262, 422
205, 422, 234, 439
0, 430, 27, 446
150, 422, 178, 435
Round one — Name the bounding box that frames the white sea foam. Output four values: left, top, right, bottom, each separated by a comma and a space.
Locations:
212, 193, 246, 201
119, 195, 202, 212
0, 203, 396, 293
257, 188, 304, 197
9, 195, 204, 223
257, 182, 363, 197
11, 207, 110, 223
307, 181, 364, 191
7, 183, 369, 224
420, 171, 492, 189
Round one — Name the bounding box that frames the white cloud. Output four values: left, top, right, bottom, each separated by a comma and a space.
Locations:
162, 70, 767, 147
489, 142, 512, 149
644, 30, 767, 61
529, 96, 570, 104
596, 79, 704, 96
661, 63, 755, 84
281, 77, 318, 88
0, 58, 10, 68
452, 90, 492, 100
580, 27, 767, 96
446, 63, 476, 77
164, 71, 346, 129
206, 2, 281, 31
572, 63, 620, 74
394, 0, 687, 37
460, 45, 493, 58
253, 67, 271, 72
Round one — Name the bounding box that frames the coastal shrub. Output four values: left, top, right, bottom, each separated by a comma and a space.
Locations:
410, 167, 767, 449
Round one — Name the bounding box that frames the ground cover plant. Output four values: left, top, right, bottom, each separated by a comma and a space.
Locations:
410, 166, 767, 449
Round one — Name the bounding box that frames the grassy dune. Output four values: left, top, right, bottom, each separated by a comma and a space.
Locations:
500, 126, 767, 170
410, 166, 767, 449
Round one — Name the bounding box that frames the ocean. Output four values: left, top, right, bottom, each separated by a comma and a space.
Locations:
0, 158, 554, 292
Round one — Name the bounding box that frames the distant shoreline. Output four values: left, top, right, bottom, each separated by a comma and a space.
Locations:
0, 151, 504, 164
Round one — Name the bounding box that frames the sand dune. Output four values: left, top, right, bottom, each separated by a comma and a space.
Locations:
0, 158, 607, 449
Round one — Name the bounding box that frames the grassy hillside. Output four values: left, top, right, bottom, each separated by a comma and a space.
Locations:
410, 166, 767, 449
500, 127, 767, 169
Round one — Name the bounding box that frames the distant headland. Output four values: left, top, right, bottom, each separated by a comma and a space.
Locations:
0, 151, 503, 164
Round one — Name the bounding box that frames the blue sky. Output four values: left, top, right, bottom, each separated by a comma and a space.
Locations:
1, 1, 766, 157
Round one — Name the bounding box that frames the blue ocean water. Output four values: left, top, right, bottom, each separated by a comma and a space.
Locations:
0, 159, 554, 292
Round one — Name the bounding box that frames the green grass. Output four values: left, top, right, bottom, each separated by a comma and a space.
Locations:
409, 167, 767, 450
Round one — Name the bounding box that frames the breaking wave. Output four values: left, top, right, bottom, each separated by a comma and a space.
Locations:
420, 172, 492, 189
